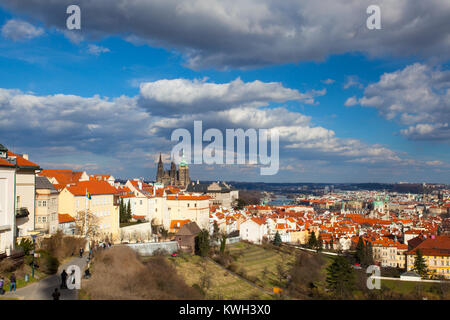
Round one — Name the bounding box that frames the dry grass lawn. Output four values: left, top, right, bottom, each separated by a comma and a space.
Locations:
171, 255, 273, 300
228, 242, 296, 290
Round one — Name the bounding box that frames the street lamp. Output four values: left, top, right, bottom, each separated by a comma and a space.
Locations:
29, 231, 43, 279
31, 234, 36, 278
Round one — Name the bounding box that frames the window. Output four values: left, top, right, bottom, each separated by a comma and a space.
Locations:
42, 200, 47, 207
140, 200, 143, 205
38, 201, 42, 207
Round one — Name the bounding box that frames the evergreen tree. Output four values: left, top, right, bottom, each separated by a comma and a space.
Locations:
364, 242, 374, 266
326, 255, 355, 298
308, 231, 317, 249
355, 237, 365, 264
317, 233, 323, 251
273, 231, 282, 246
220, 234, 227, 254
212, 221, 220, 245
413, 249, 428, 278
119, 198, 125, 223
196, 229, 210, 257
233, 198, 246, 210
126, 201, 132, 222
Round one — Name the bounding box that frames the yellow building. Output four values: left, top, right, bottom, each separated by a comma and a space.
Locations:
288, 230, 309, 245
35, 176, 59, 234
372, 237, 408, 268
406, 236, 450, 279
58, 180, 120, 241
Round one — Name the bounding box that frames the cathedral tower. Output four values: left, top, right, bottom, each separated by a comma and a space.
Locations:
156, 153, 164, 182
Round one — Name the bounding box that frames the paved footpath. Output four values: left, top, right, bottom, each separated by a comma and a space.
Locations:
4, 254, 88, 300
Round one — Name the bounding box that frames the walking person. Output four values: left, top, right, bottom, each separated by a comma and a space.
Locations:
60, 269, 68, 289
9, 273, 16, 292
0, 276, 5, 295
79, 247, 84, 258
52, 288, 60, 300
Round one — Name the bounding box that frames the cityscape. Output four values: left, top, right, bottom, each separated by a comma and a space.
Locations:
0, 0, 449, 312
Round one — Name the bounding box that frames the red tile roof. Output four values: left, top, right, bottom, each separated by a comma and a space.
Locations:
0, 158, 15, 167
40, 169, 84, 185
4, 152, 40, 168
166, 195, 211, 201
406, 235, 450, 257
170, 219, 191, 231
66, 180, 119, 196
250, 217, 266, 225
58, 213, 75, 223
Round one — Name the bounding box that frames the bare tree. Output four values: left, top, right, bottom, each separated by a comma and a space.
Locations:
199, 259, 212, 291
74, 210, 100, 239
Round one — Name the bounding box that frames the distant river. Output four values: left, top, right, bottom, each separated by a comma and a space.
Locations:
267, 195, 294, 206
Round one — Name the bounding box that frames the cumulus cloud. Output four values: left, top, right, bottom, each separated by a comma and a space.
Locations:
344, 96, 358, 107
343, 75, 363, 89
138, 77, 325, 115
1, 19, 44, 41
87, 44, 110, 56
351, 63, 450, 141
2, 0, 449, 68
0, 85, 417, 168
322, 79, 335, 85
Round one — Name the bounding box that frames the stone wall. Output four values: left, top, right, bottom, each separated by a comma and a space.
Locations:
124, 241, 178, 256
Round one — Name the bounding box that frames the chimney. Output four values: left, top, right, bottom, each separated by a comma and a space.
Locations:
22, 154, 28, 160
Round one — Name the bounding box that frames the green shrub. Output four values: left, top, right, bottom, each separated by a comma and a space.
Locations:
24, 255, 33, 266
36, 251, 59, 275
17, 238, 33, 255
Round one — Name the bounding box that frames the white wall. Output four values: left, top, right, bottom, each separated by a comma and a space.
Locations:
0, 167, 16, 254
15, 171, 36, 236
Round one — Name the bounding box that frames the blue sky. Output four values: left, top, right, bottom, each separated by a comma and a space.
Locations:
0, 1, 449, 183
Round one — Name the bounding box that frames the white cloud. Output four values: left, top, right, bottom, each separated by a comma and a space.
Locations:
2, 0, 449, 69
87, 44, 110, 56
353, 63, 450, 141
0, 83, 447, 181
1, 19, 44, 41
138, 77, 325, 115
344, 96, 358, 107
322, 79, 335, 85
343, 75, 363, 89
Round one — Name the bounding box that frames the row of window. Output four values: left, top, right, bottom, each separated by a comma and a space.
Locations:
94, 210, 112, 217
76, 197, 112, 208
429, 268, 450, 273
36, 213, 58, 223
37, 199, 57, 207
37, 216, 48, 223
